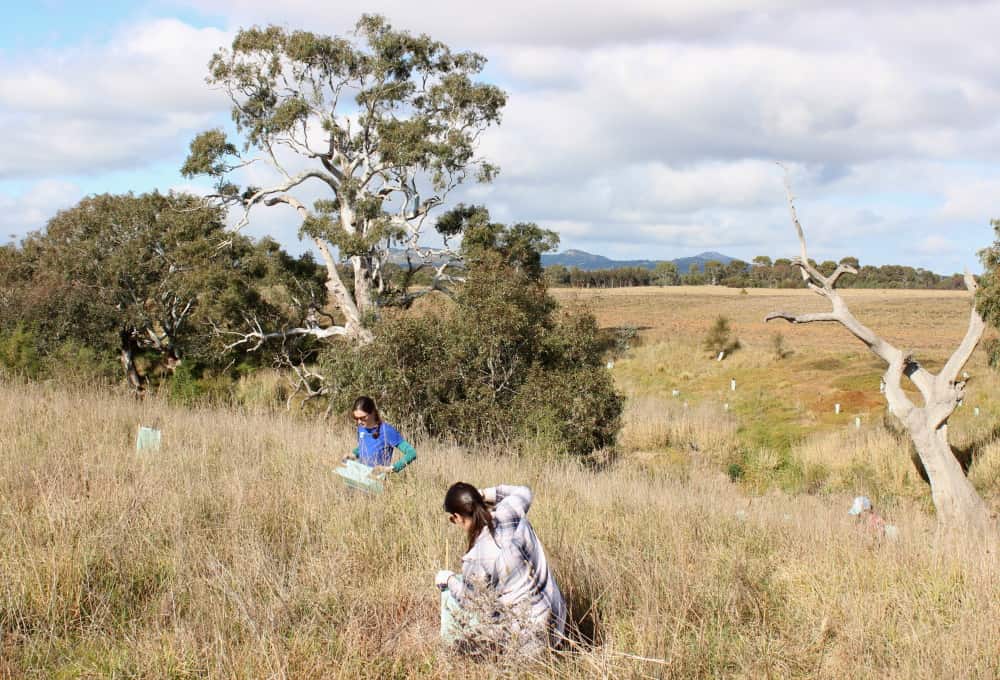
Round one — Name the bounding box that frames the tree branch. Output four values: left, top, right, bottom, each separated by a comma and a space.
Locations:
223, 322, 350, 353
779, 164, 811, 286
884, 350, 917, 419
938, 271, 986, 388
765, 311, 841, 324
768, 166, 940, 403
827, 263, 859, 288
282, 352, 330, 410
231, 170, 340, 234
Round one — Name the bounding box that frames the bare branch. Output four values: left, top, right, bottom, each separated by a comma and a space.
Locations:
224, 323, 350, 353
883, 351, 916, 419
230, 170, 340, 234
778, 163, 811, 285
284, 353, 330, 410
790, 256, 828, 289
765, 311, 841, 324
827, 263, 859, 288
768, 169, 940, 401
937, 273, 986, 388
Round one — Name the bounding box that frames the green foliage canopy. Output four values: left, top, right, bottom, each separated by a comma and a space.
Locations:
0, 193, 320, 387
182, 15, 507, 338
320, 213, 623, 457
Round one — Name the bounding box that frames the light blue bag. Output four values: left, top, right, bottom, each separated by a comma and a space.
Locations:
334, 459, 384, 493
440, 577, 479, 643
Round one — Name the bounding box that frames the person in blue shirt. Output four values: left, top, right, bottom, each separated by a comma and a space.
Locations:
342, 396, 417, 475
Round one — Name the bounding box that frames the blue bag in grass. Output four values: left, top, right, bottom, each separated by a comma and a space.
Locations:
334, 459, 384, 493
439, 577, 480, 644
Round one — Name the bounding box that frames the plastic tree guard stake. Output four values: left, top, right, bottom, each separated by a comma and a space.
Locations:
136, 426, 161, 451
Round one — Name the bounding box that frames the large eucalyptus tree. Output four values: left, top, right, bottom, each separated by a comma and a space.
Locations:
182, 15, 506, 345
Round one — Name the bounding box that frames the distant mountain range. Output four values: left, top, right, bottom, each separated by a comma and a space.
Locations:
541, 249, 735, 272
383, 247, 737, 273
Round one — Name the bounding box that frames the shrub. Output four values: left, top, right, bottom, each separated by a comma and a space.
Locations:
321, 303, 622, 457
514, 364, 623, 457
771, 331, 792, 360
0, 324, 42, 378
985, 337, 1000, 369
44, 340, 118, 385
165, 361, 205, 405
703, 315, 741, 357
320, 219, 623, 457
612, 325, 638, 357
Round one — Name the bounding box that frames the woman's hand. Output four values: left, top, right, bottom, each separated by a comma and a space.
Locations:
435, 569, 455, 590
341, 453, 357, 464
372, 465, 393, 477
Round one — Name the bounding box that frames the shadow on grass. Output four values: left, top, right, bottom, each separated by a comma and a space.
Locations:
951, 423, 1000, 476
563, 584, 603, 648
885, 414, 1000, 482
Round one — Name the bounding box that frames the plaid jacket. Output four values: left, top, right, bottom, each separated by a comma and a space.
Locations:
446, 485, 567, 645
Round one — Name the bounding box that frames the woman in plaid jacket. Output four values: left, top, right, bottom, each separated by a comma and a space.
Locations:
436, 482, 567, 652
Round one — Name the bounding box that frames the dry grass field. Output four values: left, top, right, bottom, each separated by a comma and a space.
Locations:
553, 286, 982, 353
1, 380, 999, 679
558, 286, 1000, 510
2, 286, 999, 678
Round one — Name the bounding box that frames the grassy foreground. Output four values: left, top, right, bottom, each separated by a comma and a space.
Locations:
1, 378, 998, 678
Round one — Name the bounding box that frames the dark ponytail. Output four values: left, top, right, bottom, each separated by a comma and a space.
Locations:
444, 482, 495, 553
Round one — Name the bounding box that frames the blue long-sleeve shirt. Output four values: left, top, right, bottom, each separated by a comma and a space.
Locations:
354, 421, 417, 472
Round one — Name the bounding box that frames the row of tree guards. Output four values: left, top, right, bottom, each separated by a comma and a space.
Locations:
672, 386, 979, 422
667, 382, 986, 421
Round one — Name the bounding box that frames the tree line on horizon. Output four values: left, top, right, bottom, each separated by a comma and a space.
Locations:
545, 255, 969, 290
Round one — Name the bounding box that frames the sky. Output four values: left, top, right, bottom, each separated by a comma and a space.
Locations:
3, 1, 1000, 273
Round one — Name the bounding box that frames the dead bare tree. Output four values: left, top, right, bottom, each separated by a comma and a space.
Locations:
766, 174, 996, 537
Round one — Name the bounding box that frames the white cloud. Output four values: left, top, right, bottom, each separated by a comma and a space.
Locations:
0, 181, 82, 242
176, 0, 809, 48
909, 234, 958, 256
0, 19, 230, 179
938, 179, 1000, 223
9, 2, 1000, 271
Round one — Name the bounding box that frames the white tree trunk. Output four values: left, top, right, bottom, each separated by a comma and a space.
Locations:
767, 171, 996, 538
314, 240, 372, 343
908, 418, 994, 535
351, 254, 374, 318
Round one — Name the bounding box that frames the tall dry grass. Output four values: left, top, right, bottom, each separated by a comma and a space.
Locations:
2, 379, 999, 678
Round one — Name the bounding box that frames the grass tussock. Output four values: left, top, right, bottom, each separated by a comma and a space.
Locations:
1, 379, 999, 678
